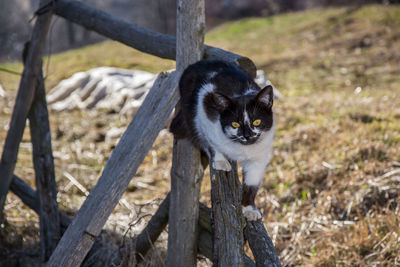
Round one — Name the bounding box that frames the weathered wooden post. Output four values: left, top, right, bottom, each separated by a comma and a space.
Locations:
167, 0, 205, 266
26, 56, 61, 261
211, 163, 245, 266
0, 0, 54, 220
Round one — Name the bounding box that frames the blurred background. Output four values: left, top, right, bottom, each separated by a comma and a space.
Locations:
1, 0, 396, 61
1, 0, 400, 266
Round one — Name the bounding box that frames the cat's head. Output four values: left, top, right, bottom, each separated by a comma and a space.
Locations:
206, 85, 274, 145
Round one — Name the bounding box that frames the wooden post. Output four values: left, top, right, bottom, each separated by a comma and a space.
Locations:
199, 203, 256, 267
167, 1, 205, 266
46, 71, 180, 267
0, 0, 54, 220
27, 63, 61, 261
211, 163, 245, 266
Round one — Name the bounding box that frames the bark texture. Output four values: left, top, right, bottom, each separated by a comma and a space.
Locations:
28, 65, 61, 261
211, 163, 245, 266
244, 220, 282, 267
167, 1, 205, 266
0, 0, 54, 220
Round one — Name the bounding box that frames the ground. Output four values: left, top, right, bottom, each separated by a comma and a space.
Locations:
0, 4, 399, 266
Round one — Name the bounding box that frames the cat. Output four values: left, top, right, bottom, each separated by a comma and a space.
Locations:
170, 59, 274, 221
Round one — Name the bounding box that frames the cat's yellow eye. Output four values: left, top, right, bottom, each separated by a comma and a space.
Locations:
253, 119, 261, 126
231, 122, 240, 128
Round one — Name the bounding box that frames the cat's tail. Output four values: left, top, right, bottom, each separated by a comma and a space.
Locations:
169, 109, 189, 139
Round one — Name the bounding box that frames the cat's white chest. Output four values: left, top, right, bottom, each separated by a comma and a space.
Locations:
207, 121, 273, 162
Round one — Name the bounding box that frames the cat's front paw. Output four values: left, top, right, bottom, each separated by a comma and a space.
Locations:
212, 160, 232, 171
242, 205, 262, 221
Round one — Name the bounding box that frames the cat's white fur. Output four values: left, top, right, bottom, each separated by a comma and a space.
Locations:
195, 83, 274, 188
242, 205, 262, 220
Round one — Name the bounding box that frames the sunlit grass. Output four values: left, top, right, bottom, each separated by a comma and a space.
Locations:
1, 4, 400, 266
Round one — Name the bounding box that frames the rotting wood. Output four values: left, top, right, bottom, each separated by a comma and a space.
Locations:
211, 163, 245, 266
244, 220, 282, 267
53, 0, 256, 78
0, 0, 54, 220
167, 0, 205, 266
27, 66, 61, 261
46, 71, 180, 267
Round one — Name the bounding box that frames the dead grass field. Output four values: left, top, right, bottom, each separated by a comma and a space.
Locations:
1, 4, 399, 266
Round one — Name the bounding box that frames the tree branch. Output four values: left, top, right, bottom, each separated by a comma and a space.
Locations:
244, 220, 282, 266
53, 0, 256, 77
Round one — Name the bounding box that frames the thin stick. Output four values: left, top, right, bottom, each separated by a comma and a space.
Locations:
0, 0, 54, 219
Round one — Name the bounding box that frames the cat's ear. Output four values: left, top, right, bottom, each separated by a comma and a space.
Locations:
256, 85, 273, 108
211, 93, 231, 111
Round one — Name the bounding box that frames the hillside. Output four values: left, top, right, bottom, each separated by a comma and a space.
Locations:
1, 4, 400, 266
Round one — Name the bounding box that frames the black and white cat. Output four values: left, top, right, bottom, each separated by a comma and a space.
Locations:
170, 60, 274, 221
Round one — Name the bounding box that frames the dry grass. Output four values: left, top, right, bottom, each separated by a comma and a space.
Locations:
1, 4, 400, 266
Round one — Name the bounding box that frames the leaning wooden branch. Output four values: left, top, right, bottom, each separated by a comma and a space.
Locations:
47, 71, 180, 267
9, 175, 118, 265
27, 57, 60, 261
53, 0, 256, 77
0, 0, 54, 219
10, 175, 164, 266
244, 220, 282, 267
134, 193, 171, 263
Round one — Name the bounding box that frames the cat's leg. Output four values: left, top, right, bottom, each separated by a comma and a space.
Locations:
212, 150, 232, 171
241, 158, 268, 221
202, 146, 231, 172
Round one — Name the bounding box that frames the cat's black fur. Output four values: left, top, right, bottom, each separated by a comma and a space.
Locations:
171, 60, 273, 144
170, 59, 274, 221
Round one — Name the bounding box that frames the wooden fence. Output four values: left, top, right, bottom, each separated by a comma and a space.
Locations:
0, 0, 281, 266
